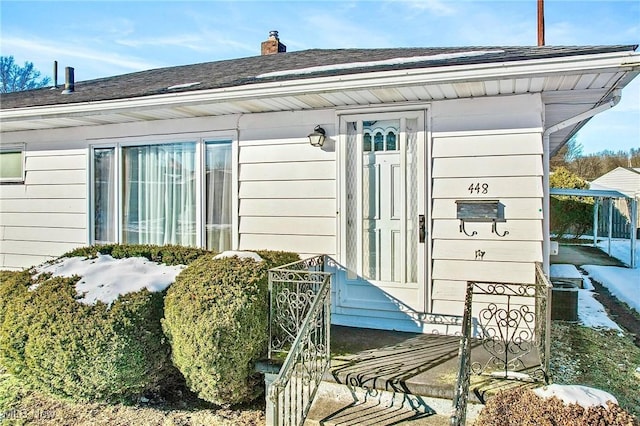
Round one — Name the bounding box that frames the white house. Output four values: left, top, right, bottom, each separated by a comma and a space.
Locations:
591, 167, 640, 199
1, 34, 639, 332
590, 167, 640, 237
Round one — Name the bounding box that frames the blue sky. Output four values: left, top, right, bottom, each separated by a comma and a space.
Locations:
1, 0, 638, 154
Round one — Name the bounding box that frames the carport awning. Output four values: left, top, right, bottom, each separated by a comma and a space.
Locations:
550, 188, 630, 199
550, 187, 637, 268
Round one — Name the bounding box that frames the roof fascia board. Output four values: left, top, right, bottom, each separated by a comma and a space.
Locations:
2, 51, 638, 123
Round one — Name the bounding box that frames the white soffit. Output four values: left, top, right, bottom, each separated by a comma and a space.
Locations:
1, 52, 638, 133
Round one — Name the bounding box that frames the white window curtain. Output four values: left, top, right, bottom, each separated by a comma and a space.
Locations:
93, 148, 116, 243
205, 141, 232, 252
122, 143, 196, 246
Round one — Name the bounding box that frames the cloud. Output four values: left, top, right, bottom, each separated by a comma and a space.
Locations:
116, 34, 210, 52
450, 8, 536, 46
115, 31, 254, 55
298, 10, 394, 49
100, 17, 136, 38
2, 36, 162, 79
402, 0, 458, 16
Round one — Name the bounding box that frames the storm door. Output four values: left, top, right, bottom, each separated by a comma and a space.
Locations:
339, 111, 427, 313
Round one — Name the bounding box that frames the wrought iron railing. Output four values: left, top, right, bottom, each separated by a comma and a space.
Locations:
535, 263, 553, 379
451, 263, 551, 426
267, 256, 332, 426
450, 282, 474, 426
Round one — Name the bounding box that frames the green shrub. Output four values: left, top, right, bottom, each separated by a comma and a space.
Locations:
63, 243, 208, 266
0, 245, 209, 402
253, 250, 301, 270
0, 270, 26, 325
162, 250, 299, 406
0, 271, 31, 374
550, 197, 593, 239
550, 166, 593, 239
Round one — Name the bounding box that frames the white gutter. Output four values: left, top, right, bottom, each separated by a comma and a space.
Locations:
542, 90, 622, 275
1, 51, 638, 123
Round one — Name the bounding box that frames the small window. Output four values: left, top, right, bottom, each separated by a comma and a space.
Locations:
386, 131, 397, 151
363, 133, 372, 152
205, 141, 232, 252
93, 147, 116, 243
0, 144, 25, 183
374, 132, 384, 151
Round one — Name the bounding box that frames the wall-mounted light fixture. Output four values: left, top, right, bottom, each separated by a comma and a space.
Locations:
308, 125, 326, 147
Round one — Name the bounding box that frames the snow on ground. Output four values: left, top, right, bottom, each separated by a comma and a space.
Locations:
533, 384, 617, 409
557, 238, 640, 326
213, 250, 263, 262
582, 265, 640, 314
577, 276, 622, 330
550, 264, 583, 281
596, 238, 639, 268
34, 254, 184, 306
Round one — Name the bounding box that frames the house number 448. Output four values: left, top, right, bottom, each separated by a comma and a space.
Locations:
468, 182, 489, 194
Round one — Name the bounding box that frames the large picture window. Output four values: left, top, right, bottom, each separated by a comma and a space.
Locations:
123, 143, 196, 246
92, 139, 234, 251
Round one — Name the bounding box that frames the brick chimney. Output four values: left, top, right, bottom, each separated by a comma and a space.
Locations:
261, 30, 286, 55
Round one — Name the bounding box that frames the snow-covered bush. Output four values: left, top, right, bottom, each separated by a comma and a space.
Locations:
0, 244, 208, 402
162, 250, 299, 406
64, 243, 208, 266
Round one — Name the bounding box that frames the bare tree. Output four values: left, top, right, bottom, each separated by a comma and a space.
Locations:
552, 134, 639, 181
0, 56, 51, 93
550, 136, 583, 171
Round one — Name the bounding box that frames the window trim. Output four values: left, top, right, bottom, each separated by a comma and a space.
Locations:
0, 143, 26, 184
89, 132, 238, 250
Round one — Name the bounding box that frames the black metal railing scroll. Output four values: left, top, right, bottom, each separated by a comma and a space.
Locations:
267, 256, 332, 426
451, 263, 551, 426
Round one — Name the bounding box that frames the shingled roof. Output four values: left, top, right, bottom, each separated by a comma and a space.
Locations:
1, 45, 637, 110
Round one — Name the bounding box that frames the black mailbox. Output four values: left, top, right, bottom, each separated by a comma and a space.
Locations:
455, 200, 503, 222
455, 200, 508, 237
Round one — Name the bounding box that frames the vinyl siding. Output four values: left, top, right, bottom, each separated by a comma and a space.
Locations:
0, 94, 547, 337
0, 146, 87, 269
590, 167, 640, 199
0, 111, 337, 270
429, 94, 544, 316
237, 109, 337, 256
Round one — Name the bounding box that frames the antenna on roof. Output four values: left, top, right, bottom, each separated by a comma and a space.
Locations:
537, 0, 545, 46
51, 61, 58, 89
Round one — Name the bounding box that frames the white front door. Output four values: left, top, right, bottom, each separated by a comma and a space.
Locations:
338, 111, 427, 315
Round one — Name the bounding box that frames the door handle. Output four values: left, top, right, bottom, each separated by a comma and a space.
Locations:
419, 214, 425, 243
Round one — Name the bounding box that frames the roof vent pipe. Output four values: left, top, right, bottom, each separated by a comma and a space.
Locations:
61, 66, 74, 94
53, 61, 58, 89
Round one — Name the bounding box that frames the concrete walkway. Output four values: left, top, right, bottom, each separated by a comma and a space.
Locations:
551, 244, 625, 267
